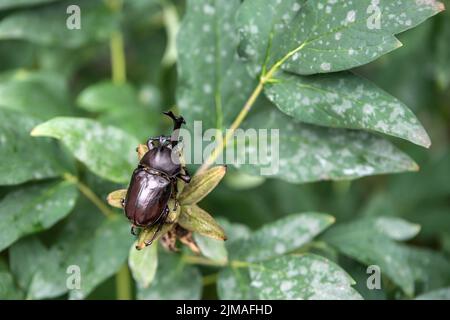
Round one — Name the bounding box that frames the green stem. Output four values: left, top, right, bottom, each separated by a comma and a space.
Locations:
64, 173, 114, 218
110, 31, 126, 85
196, 42, 307, 174
196, 81, 264, 174
116, 264, 132, 300
183, 255, 252, 269
182, 255, 228, 267
202, 273, 219, 286
105, 0, 132, 300
161, 2, 179, 67
107, 0, 126, 85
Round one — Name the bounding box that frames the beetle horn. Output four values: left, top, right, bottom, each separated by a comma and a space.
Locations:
163, 111, 185, 146
163, 111, 186, 131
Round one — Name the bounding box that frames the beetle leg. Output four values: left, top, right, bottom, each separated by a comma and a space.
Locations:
145, 206, 170, 246
146, 137, 161, 150
177, 169, 191, 184
172, 179, 179, 198
130, 224, 138, 236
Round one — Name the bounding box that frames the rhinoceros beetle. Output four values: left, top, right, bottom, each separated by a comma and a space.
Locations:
122, 111, 191, 245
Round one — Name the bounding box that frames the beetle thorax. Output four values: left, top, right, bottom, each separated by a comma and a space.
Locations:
140, 147, 181, 177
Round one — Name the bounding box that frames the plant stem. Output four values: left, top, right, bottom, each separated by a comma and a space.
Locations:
64, 173, 114, 218
110, 31, 126, 85
107, 0, 126, 85
183, 254, 253, 270
183, 255, 228, 267
197, 81, 264, 174
161, 2, 179, 67
116, 264, 132, 300
196, 43, 306, 174
202, 273, 219, 286
106, 0, 132, 301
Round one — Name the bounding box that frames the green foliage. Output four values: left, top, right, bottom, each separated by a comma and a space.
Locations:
0, 0, 448, 301
32, 117, 139, 183
137, 252, 202, 300
265, 72, 430, 147
0, 180, 77, 251
129, 242, 158, 288
322, 217, 450, 296
0, 0, 118, 48
229, 213, 334, 262
236, 0, 443, 75
0, 70, 71, 119
0, 109, 73, 185
248, 254, 362, 300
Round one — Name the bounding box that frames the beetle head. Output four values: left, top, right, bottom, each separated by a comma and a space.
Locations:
146, 136, 172, 150
141, 135, 182, 176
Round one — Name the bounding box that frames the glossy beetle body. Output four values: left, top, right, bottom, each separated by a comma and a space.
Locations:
123, 111, 190, 244
125, 167, 172, 227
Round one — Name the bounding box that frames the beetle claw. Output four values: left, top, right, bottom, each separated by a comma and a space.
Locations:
130, 225, 138, 236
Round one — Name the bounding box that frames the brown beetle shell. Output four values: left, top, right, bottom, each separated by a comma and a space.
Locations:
124, 168, 172, 227
140, 147, 181, 178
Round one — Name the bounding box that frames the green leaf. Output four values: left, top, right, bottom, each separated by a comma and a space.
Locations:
97, 107, 160, 142
107, 189, 127, 208
10, 236, 69, 299
0, 109, 71, 185
406, 246, 450, 295
179, 205, 227, 241
137, 252, 202, 300
193, 233, 228, 264
0, 70, 71, 120
416, 287, 450, 300
249, 254, 362, 300
0, 0, 61, 10
217, 267, 253, 300
265, 72, 430, 147
323, 218, 450, 296
335, 216, 421, 241
229, 213, 335, 262
9, 237, 50, 292
76, 80, 160, 141
323, 220, 414, 295
239, 109, 418, 183
128, 242, 158, 288
0, 274, 22, 299
434, 9, 450, 90
236, 0, 444, 76
179, 166, 227, 205
0, 0, 119, 48
442, 233, 450, 256
216, 218, 251, 242
31, 117, 139, 184
77, 81, 139, 113
176, 0, 419, 183
177, 0, 256, 130
0, 259, 23, 299
67, 216, 132, 299
224, 170, 266, 190
0, 180, 78, 251
23, 209, 131, 300
372, 216, 421, 241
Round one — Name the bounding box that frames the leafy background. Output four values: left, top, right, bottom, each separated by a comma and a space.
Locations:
0, 0, 449, 300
